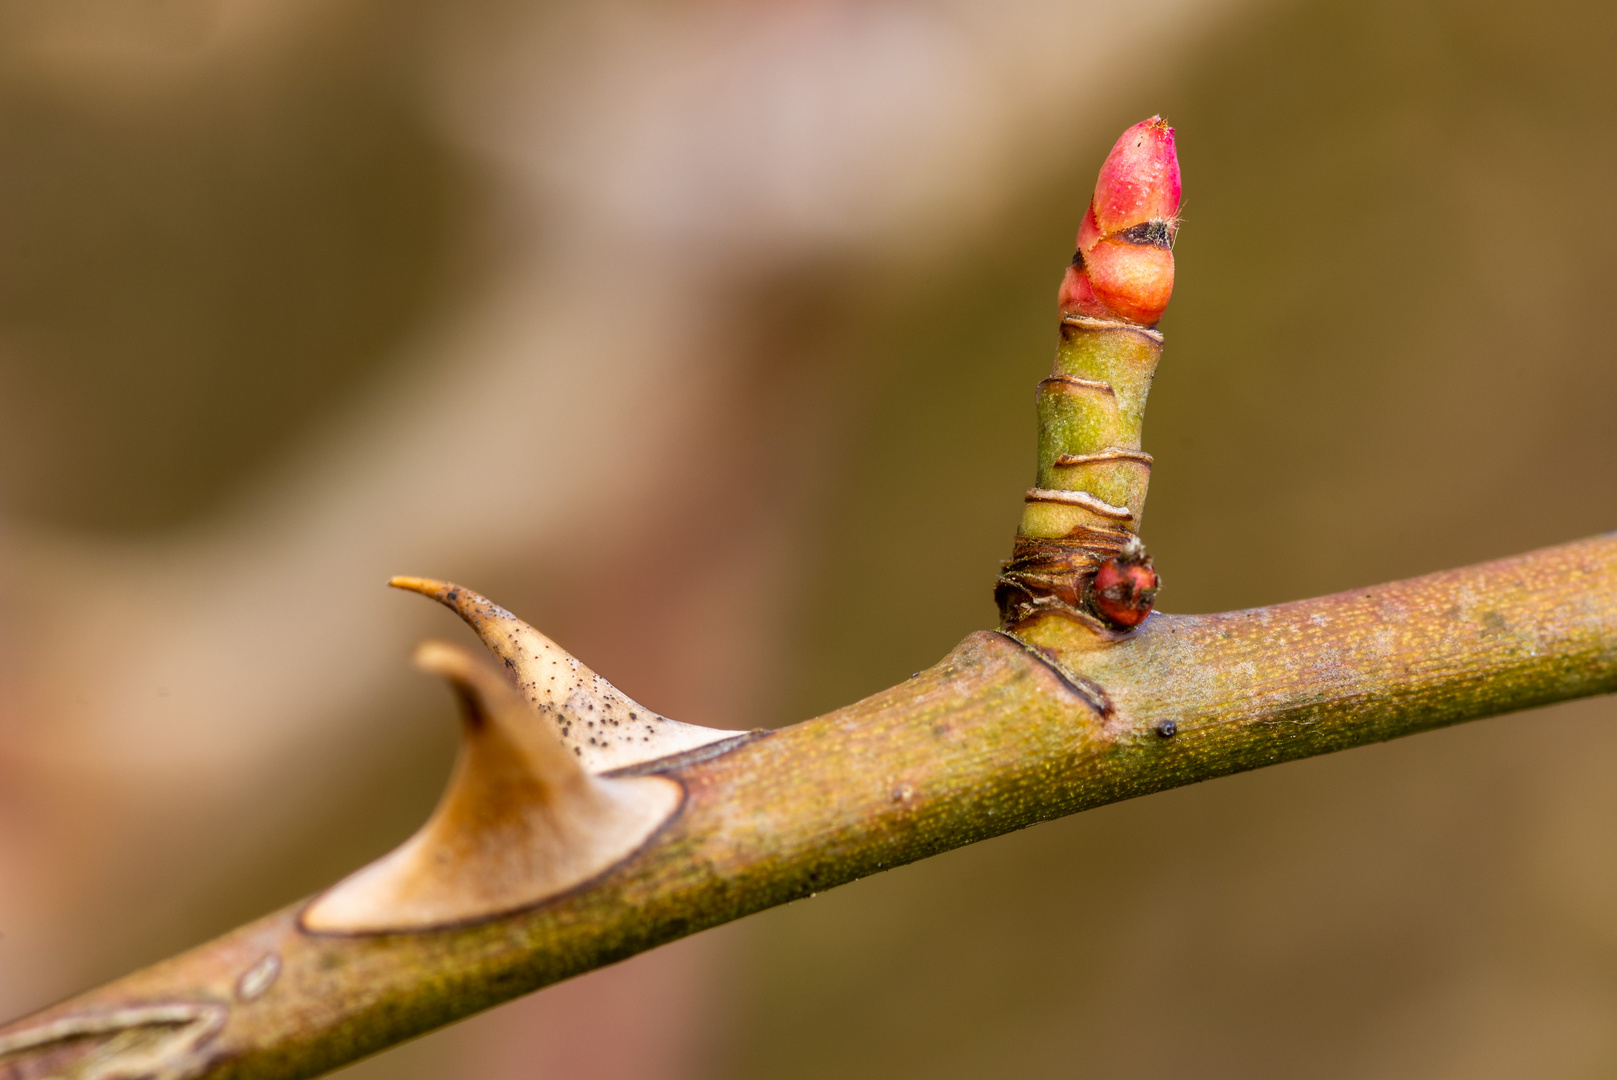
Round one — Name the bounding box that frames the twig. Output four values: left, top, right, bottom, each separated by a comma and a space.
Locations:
2, 537, 1613, 1080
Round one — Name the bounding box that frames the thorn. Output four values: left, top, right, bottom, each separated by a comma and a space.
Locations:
302, 641, 681, 933
388, 576, 736, 772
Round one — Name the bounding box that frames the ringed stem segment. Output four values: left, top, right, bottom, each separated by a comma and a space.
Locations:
998, 316, 1162, 628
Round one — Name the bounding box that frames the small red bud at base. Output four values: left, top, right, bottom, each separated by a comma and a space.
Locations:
1090, 550, 1160, 629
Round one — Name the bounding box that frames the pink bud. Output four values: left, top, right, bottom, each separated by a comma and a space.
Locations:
1059, 116, 1182, 327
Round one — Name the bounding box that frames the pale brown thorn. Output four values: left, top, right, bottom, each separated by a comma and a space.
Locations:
302, 640, 682, 933
387, 576, 739, 772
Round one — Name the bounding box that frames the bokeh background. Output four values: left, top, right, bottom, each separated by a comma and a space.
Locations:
1, 0, 1615, 1077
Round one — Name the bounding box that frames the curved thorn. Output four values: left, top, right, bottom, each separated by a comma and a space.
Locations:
302, 640, 681, 933
387, 576, 740, 772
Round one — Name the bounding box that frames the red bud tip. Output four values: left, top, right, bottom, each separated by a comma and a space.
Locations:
1092, 117, 1181, 236
1060, 116, 1181, 327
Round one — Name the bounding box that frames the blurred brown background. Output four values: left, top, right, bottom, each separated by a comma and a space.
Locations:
1, 0, 1615, 1077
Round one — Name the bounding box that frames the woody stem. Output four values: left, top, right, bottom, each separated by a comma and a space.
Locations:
3, 533, 1614, 1080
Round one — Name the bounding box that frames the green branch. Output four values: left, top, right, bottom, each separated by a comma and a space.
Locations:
3, 537, 1613, 1080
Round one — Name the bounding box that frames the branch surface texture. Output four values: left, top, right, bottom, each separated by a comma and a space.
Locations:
2, 119, 1614, 1080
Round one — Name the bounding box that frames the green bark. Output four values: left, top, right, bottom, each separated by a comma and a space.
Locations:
3, 533, 1614, 1080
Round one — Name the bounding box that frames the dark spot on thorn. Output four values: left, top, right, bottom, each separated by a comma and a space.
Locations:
1156, 719, 1178, 739
629, 712, 637, 720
